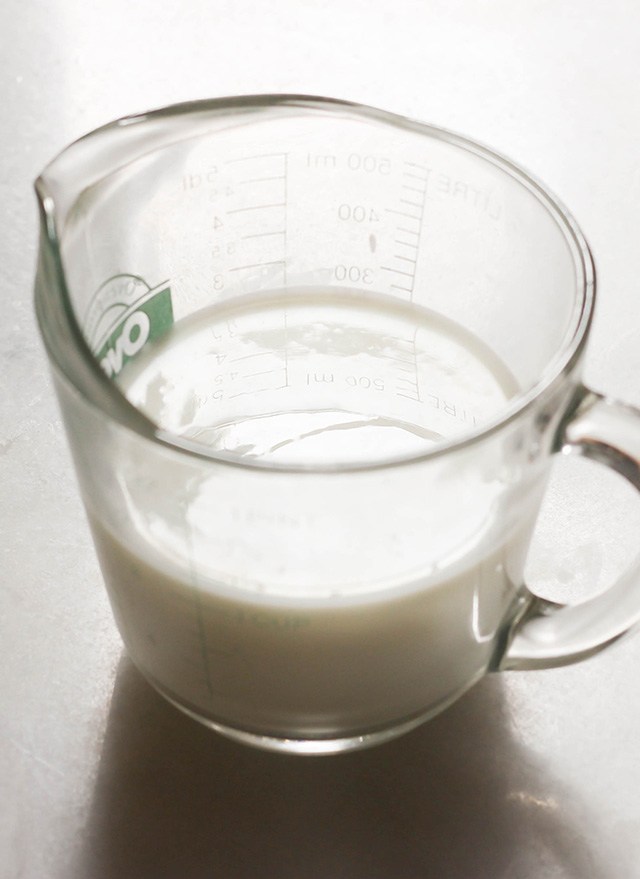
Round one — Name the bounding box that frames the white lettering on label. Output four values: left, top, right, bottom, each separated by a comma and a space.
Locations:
100, 311, 151, 378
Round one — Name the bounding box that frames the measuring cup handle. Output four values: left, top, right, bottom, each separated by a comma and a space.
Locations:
499, 386, 640, 671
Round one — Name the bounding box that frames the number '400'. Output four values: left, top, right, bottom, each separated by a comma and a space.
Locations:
337, 204, 380, 223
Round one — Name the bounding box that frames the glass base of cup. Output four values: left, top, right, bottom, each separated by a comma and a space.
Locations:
162, 694, 429, 754
149, 675, 482, 755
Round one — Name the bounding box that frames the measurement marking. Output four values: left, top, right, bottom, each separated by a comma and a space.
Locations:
393, 337, 415, 347
411, 326, 421, 402
226, 152, 288, 164
283, 310, 289, 387
403, 171, 429, 182
227, 202, 286, 214
385, 208, 421, 220
237, 175, 286, 184
242, 230, 286, 240
404, 160, 430, 172
243, 368, 286, 379
379, 353, 414, 364
402, 185, 427, 195
283, 152, 288, 286
390, 164, 429, 300
395, 357, 418, 367
392, 328, 422, 403
381, 266, 414, 278
228, 387, 280, 398
230, 351, 272, 362
229, 260, 286, 272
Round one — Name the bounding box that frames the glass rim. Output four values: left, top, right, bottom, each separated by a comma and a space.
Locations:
35, 93, 595, 474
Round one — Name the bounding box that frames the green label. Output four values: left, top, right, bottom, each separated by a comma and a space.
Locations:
93, 284, 173, 379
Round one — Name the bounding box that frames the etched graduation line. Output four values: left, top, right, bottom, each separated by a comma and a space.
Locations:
237, 175, 287, 184
383, 161, 429, 300
385, 208, 422, 221
227, 203, 286, 214
241, 230, 287, 239
229, 260, 286, 272
225, 152, 288, 163
283, 152, 289, 286
228, 386, 287, 398
230, 351, 272, 362
243, 368, 286, 379
283, 310, 289, 387
381, 266, 414, 278
402, 184, 428, 195
403, 171, 430, 182
404, 160, 430, 172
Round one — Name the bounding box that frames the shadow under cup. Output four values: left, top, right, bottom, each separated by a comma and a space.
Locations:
35, 96, 593, 752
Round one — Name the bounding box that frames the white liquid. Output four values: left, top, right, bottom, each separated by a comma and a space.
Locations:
94, 289, 533, 738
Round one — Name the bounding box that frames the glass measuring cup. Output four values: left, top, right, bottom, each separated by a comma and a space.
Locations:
34, 95, 640, 754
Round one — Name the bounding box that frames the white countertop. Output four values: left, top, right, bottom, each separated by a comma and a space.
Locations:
3, 1, 640, 876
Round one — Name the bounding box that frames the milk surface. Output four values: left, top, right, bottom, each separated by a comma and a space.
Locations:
93, 288, 531, 737
120, 286, 519, 467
